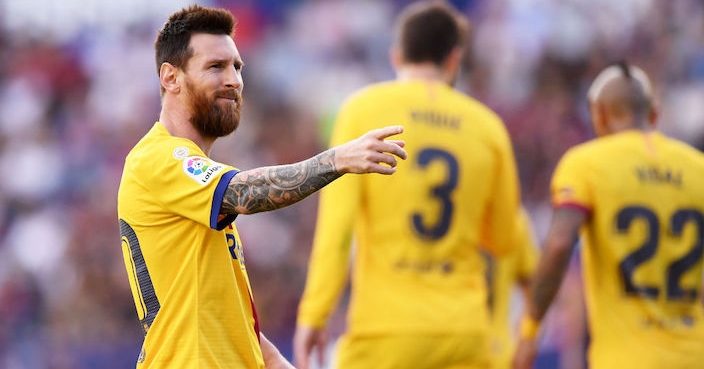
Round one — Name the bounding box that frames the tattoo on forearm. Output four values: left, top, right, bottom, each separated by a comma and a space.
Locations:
530, 246, 573, 320
220, 150, 342, 215
531, 273, 564, 320
528, 208, 585, 320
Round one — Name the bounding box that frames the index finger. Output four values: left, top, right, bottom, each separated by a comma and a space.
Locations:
367, 125, 404, 140
380, 141, 407, 160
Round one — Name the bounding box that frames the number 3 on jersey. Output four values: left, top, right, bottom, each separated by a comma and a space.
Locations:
411, 148, 459, 240
617, 206, 704, 301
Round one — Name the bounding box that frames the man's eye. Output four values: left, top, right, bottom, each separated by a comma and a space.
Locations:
210, 64, 222, 69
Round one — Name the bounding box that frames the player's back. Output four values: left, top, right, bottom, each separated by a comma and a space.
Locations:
330, 80, 519, 335
560, 130, 704, 369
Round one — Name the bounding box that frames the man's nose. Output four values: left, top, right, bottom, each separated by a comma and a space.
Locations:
224, 65, 242, 90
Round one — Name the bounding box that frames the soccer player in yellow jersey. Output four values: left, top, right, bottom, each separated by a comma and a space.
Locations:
294, 2, 522, 368
514, 62, 704, 369
117, 5, 407, 369
484, 208, 538, 369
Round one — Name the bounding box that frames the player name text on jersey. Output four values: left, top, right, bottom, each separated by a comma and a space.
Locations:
410, 110, 460, 130
635, 165, 682, 187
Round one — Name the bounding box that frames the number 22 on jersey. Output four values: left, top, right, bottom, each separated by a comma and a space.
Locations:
617, 206, 704, 302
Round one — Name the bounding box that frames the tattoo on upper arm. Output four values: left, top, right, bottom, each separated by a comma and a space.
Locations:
220, 150, 341, 215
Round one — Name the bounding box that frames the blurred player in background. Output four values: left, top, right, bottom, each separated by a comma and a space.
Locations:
117, 5, 407, 369
294, 1, 523, 368
484, 208, 539, 369
513, 62, 704, 369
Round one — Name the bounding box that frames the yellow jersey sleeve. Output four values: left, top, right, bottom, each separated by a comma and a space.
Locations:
514, 208, 539, 280
485, 208, 538, 369
130, 135, 238, 231
297, 98, 362, 328
550, 148, 592, 213
480, 116, 521, 256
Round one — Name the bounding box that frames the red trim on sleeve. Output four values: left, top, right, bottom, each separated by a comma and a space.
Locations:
553, 202, 592, 215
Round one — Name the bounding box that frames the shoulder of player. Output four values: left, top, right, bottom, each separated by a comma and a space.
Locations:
459, 98, 509, 140
339, 81, 397, 105
126, 127, 207, 172
555, 138, 602, 168
557, 132, 654, 167
341, 80, 470, 104
658, 133, 704, 162
341, 81, 491, 110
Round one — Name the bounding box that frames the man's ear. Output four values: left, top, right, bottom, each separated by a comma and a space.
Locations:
443, 47, 464, 85
647, 104, 659, 129
389, 46, 402, 70
444, 47, 463, 73
159, 62, 180, 94
590, 101, 608, 136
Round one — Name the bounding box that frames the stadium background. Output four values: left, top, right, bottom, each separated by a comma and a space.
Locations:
0, 0, 703, 368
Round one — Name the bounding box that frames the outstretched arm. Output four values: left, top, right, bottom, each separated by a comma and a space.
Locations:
220, 125, 406, 215
513, 206, 585, 369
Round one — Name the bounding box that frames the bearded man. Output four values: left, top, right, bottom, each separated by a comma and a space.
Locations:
117, 5, 406, 369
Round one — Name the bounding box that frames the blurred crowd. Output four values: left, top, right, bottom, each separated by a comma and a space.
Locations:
0, 0, 703, 368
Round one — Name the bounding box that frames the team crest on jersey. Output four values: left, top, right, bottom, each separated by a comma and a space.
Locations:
172, 146, 189, 160
182, 156, 225, 185
557, 187, 575, 199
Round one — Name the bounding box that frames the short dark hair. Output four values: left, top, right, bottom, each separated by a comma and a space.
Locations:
155, 5, 236, 76
394, 0, 469, 66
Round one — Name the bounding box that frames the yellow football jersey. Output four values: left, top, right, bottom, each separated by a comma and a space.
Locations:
298, 80, 521, 341
552, 130, 704, 369
118, 122, 263, 368
485, 208, 539, 369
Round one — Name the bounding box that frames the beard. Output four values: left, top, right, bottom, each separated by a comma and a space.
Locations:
185, 79, 242, 138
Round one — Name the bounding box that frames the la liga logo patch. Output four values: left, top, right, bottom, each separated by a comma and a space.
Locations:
186, 157, 210, 175
182, 156, 225, 185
